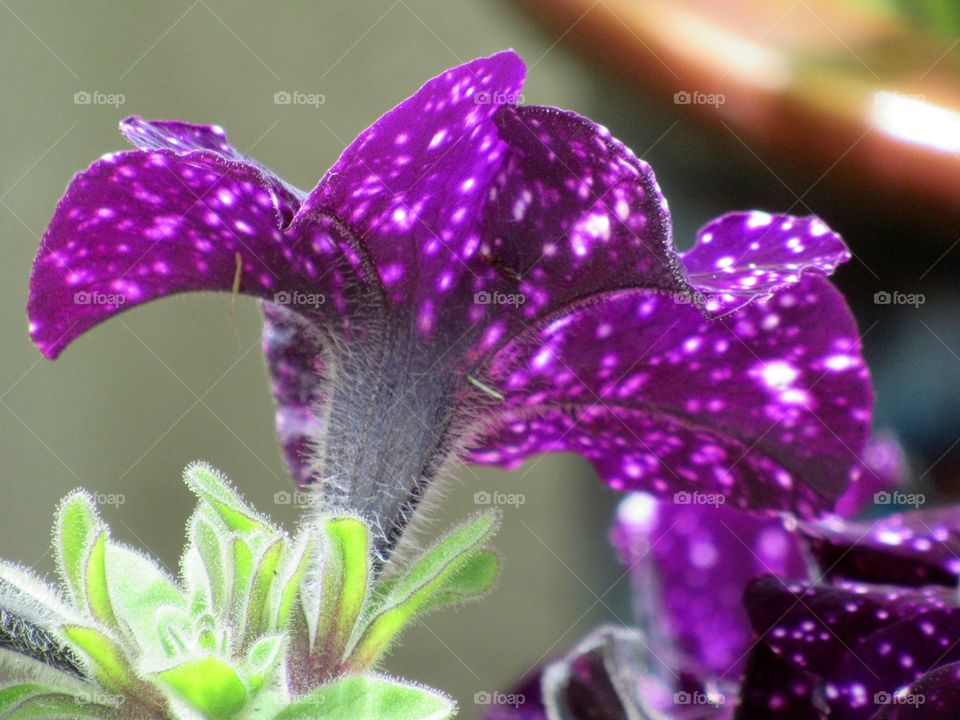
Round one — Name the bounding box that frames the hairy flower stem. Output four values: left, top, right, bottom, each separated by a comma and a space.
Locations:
314, 325, 467, 561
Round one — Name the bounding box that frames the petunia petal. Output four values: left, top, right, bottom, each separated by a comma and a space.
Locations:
262, 303, 325, 486
471, 275, 872, 515
28, 150, 362, 358
682, 212, 851, 316
610, 493, 807, 680
120, 116, 246, 158
828, 608, 960, 720
801, 505, 960, 588
476, 105, 686, 338
301, 51, 526, 339
120, 116, 303, 225
743, 576, 956, 680
735, 645, 824, 720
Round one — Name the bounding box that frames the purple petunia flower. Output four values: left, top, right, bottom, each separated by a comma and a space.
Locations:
608, 435, 906, 685
28, 50, 871, 552
488, 436, 906, 720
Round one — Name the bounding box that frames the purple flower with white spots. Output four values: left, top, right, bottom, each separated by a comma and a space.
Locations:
488, 436, 907, 720
28, 50, 871, 553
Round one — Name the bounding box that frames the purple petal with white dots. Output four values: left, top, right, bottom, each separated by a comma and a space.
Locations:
801, 505, 960, 588
28, 149, 364, 358
470, 275, 872, 515
120, 116, 303, 223
610, 493, 806, 680
262, 302, 325, 486
735, 644, 825, 720
827, 608, 960, 720
475, 105, 686, 337
683, 212, 851, 316
743, 576, 956, 680
300, 51, 526, 340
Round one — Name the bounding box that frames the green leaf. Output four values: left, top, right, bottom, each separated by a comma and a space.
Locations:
242, 635, 285, 695
61, 626, 132, 692
348, 512, 498, 669
230, 537, 254, 620
419, 550, 499, 613
312, 517, 370, 669
242, 538, 285, 645
184, 463, 270, 536
0, 688, 118, 720
55, 492, 102, 606
274, 533, 312, 632
0, 562, 78, 632
192, 515, 228, 615
0, 685, 57, 715
154, 656, 247, 720
82, 533, 116, 627
271, 675, 455, 720
104, 542, 187, 654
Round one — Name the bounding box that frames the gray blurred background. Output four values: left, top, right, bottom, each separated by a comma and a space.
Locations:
3, 2, 960, 719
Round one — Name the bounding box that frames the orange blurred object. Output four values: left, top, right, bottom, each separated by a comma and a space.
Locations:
516, 0, 960, 220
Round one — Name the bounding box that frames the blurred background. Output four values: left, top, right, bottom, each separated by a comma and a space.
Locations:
2, 1, 960, 717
